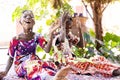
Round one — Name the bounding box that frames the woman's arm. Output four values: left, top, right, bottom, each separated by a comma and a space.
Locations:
43, 12, 69, 53
5, 57, 13, 74
43, 22, 60, 53
0, 56, 13, 79
43, 32, 54, 53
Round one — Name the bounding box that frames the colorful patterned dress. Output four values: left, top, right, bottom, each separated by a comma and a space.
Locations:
8, 34, 57, 80
67, 56, 120, 78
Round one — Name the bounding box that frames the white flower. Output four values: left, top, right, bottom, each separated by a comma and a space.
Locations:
111, 48, 120, 56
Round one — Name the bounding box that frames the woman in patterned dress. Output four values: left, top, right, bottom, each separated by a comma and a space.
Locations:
52, 12, 79, 66
53, 12, 120, 80
0, 10, 59, 80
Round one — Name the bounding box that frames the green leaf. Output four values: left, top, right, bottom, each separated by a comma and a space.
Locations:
111, 41, 117, 47
49, 47, 54, 56
46, 19, 53, 25
56, 10, 61, 17
37, 26, 43, 33
104, 32, 120, 43
42, 54, 46, 59
41, 0, 48, 8
27, 0, 40, 7
89, 28, 95, 37
12, 5, 29, 21
84, 32, 93, 44
36, 45, 44, 53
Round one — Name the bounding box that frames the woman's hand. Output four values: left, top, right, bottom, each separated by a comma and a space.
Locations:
61, 12, 69, 24
54, 65, 71, 80
0, 71, 7, 80
44, 20, 61, 53
49, 20, 60, 36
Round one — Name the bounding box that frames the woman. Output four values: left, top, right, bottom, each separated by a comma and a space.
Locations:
52, 12, 79, 66
53, 12, 120, 80
0, 10, 59, 80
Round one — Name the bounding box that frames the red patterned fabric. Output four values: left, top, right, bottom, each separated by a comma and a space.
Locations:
69, 56, 120, 77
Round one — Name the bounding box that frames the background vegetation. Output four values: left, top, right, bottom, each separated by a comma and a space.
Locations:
12, 0, 120, 63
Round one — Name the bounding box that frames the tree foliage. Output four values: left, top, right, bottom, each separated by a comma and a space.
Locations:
12, 0, 49, 21
82, 0, 119, 50
12, 0, 73, 22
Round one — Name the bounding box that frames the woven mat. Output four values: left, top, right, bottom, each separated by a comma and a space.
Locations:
66, 74, 120, 80
3, 74, 120, 80
1, 65, 120, 80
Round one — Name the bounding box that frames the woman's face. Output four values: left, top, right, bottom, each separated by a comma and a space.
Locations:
20, 10, 35, 31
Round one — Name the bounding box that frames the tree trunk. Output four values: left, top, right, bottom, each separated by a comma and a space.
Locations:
78, 24, 84, 48
92, 2, 103, 50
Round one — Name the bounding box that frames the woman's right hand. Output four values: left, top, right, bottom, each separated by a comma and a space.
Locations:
61, 12, 69, 24
0, 71, 7, 80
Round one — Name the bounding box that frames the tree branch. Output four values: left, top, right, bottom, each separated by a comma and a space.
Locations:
82, 0, 94, 22
101, 3, 109, 13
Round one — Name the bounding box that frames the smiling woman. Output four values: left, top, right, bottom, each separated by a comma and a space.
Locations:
0, 10, 60, 80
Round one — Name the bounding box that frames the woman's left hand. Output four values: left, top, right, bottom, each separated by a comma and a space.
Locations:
0, 72, 7, 80
49, 20, 60, 35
